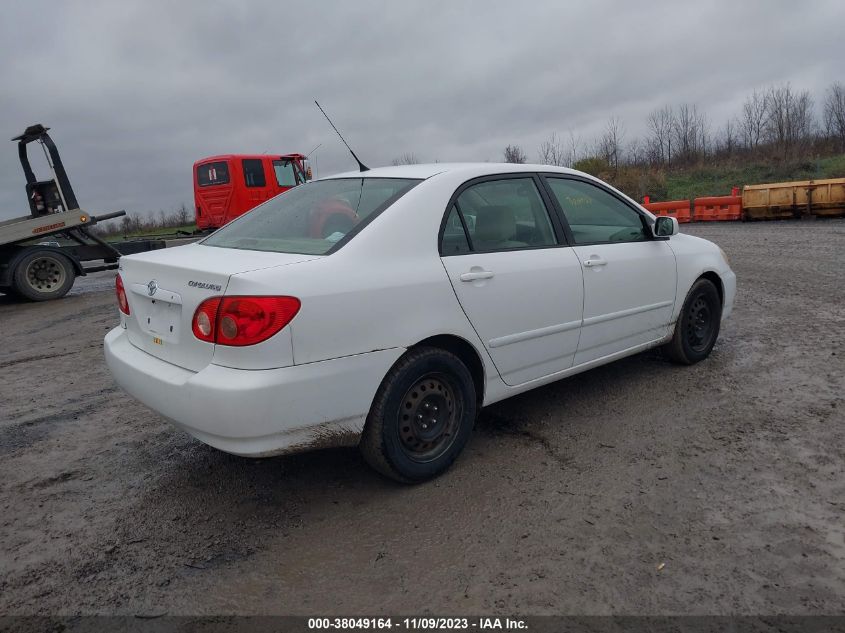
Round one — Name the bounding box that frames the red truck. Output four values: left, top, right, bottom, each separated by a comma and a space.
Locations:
193, 154, 311, 230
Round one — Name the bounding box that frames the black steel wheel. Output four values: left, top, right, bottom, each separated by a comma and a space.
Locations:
12, 248, 76, 301
361, 347, 477, 483
397, 373, 461, 463
665, 278, 722, 365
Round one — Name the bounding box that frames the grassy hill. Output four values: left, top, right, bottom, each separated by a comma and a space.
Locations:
663, 154, 845, 201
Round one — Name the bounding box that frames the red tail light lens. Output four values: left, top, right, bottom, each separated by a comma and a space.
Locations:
191, 296, 300, 346
191, 297, 221, 343
115, 274, 130, 315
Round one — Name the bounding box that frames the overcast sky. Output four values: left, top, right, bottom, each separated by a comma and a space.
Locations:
0, 0, 841, 220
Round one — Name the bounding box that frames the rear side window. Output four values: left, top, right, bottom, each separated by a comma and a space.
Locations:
546, 178, 647, 244
242, 159, 266, 187
441, 177, 557, 253
203, 178, 421, 255
441, 205, 471, 255
196, 161, 230, 187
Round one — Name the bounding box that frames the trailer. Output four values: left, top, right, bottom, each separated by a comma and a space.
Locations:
742, 178, 845, 221
0, 124, 164, 301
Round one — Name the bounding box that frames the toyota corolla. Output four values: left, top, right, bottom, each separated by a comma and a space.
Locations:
104, 163, 736, 482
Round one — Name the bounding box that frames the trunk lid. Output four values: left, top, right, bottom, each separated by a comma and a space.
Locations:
119, 243, 318, 371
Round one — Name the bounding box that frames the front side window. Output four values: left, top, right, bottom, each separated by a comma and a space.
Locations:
443, 178, 557, 253
273, 160, 297, 187
203, 178, 420, 255
242, 159, 266, 187
196, 161, 230, 187
546, 178, 648, 244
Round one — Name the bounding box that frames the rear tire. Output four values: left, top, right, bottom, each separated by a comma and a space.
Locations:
665, 278, 722, 365
12, 249, 76, 301
360, 347, 477, 483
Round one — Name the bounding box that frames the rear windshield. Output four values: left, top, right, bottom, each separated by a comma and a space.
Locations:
202, 177, 421, 255
196, 161, 230, 187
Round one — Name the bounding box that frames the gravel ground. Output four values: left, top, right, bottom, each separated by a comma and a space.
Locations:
0, 220, 843, 616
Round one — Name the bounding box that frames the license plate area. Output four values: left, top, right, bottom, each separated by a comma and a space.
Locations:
129, 283, 184, 345
141, 298, 182, 343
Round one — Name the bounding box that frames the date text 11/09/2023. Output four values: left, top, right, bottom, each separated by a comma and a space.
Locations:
307, 617, 528, 630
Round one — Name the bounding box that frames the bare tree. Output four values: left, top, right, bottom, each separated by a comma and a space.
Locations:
537, 132, 566, 166
597, 116, 625, 174
717, 118, 739, 156
566, 129, 581, 167
765, 83, 815, 156
646, 105, 674, 165
824, 82, 845, 151
672, 104, 709, 163
740, 88, 769, 150
503, 144, 527, 163
391, 152, 419, 166
175, 203, 190, 226
626, 137, 647, 166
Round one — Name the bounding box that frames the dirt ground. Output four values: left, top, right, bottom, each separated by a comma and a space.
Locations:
0, 220, 843, 617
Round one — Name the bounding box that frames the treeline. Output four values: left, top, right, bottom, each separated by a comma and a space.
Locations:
499, 81, 845, 200
95, 203, 192, 237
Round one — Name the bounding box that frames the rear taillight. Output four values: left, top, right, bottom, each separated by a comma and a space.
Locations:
116, 274, 130, 315
191, 296, 300, 346
191, 297, 221, 343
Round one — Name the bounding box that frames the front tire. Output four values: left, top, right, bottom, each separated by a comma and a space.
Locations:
12, 249, 76, 301
360, 347, 477, 483
665, 278, 722, 365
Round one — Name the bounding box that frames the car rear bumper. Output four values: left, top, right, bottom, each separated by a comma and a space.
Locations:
104, 327, 403, 457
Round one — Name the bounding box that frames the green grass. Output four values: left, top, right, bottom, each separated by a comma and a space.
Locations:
664, 154, 845, 201
106, 223, 197, 240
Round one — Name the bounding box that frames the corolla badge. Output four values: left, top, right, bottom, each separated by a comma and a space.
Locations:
147, 280, 158, 296
188, 280, 223, 292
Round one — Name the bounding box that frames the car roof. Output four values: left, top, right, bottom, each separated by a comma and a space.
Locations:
322, 162, 585, 181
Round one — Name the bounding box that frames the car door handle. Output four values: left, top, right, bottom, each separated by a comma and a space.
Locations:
460, 270, 495, 282
583, 257, 608, 267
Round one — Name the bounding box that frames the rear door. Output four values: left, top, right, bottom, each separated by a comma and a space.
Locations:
439, 175, 584, 386
542, 175, 677, 366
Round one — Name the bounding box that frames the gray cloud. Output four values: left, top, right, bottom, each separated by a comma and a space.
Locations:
0, 0, 841, 220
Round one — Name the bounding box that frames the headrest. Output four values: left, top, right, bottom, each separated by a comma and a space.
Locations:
474, 205, 516, 245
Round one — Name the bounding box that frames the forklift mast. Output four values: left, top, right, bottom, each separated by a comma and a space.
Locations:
12, 124, 80, 217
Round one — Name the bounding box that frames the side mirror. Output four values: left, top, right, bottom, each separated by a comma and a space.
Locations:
654, 216, 679, 237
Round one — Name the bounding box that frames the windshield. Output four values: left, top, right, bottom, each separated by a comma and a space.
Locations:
202, 177, 421, 255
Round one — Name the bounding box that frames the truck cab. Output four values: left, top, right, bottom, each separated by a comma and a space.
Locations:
193, 154, 311, 230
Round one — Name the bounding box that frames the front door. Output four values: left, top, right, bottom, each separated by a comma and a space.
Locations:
439, 175, 584, 386
543, 176, 677, 366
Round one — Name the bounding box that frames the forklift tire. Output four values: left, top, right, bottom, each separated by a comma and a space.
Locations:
12, 249, 76, 301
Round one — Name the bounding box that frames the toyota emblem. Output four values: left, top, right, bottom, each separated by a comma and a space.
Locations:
147, 280, 158, 296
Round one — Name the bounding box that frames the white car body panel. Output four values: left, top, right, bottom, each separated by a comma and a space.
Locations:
572, 240, 677, 365
119, 244, 318, 371
105, 327, 403, 455
104, 163, 736, 458
441, 248, 584, 386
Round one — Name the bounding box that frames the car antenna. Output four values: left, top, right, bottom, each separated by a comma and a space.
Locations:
314, 100, 369, 172
306, 143, 322, 158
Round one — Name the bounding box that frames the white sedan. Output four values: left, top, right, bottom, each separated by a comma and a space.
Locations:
104, 163, 736, 482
